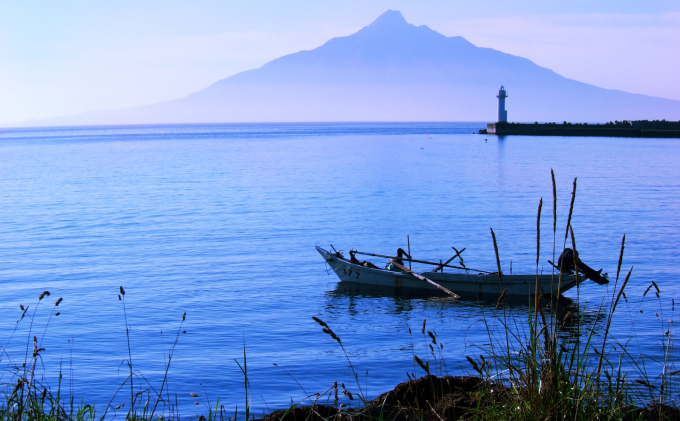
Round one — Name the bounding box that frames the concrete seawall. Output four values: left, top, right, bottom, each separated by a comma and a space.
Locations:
480, 121, 680, 138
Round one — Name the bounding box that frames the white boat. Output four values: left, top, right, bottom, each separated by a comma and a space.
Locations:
316, 246, 582, 298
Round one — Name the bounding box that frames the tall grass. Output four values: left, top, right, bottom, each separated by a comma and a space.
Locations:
465, 172, 677, 420
0, 287, 194, 421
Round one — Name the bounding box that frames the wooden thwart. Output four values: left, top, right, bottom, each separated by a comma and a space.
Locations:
391, 261, 460, 299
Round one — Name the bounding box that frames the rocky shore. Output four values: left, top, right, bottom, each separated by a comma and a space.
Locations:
256, 375, 680, 421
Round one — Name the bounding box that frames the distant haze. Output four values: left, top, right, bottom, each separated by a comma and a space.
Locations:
16, 11, 680, 126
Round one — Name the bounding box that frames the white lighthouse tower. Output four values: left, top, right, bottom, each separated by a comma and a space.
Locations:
497, 85, 508, 122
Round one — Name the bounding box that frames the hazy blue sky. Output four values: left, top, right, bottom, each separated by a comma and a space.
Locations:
1, 0, 678, 125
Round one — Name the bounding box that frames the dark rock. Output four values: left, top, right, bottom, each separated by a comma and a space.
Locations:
260, 404, 339, 421
372, 375, 481, 411
346, 404, 417, 421
624, 404, 680, 421
431, 392, 480, 420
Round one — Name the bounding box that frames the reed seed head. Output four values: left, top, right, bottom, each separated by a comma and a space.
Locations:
190, 393, 198, 397
55, 312, 60, 316
55, 297, 63, 306
342, 390, 354, 400
634, 379, 651, 388
119, 286, 125, 296
537, 197, 543, 265
422, 318, 426, 334
39, 291, 50, 300
564, 178, 577, 241
322, 327, 341, 343
616, 234, 626, 282
333, 381, 338, 404
414, 355, 430, 374
466, 356, 481, 374
182, 311, 186, 321
118, 294, 121, 301
20, 304, 25, 311
312, 316, 329, 329
12, 379, 24, 394
551, 168, 557, 232
427, 331, 436, 344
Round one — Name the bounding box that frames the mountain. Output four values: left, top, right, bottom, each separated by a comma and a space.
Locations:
21, 10, 680, 126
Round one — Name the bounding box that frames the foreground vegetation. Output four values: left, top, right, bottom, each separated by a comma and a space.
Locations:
2, 173, 678, 420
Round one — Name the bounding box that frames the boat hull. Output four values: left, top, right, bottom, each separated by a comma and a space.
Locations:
316, 246, 581, 298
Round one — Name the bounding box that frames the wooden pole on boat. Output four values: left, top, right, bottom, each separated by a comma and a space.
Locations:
434, 247, 466, 272
352, 250, 492, 273
407, 235, 412, 270
391, 261, 460, 299
452, 246, 468, 270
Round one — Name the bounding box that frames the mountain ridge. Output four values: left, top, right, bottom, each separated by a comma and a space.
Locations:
13, 10, 680, 126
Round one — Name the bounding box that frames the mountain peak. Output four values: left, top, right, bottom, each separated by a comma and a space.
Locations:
354, 10, 445, 43
367, 10, 409, 29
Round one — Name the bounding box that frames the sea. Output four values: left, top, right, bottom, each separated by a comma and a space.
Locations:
1, 122, 678, 417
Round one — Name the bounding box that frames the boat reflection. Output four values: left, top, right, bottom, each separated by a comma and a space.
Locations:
327, 280, 575, 306
325, 281, 606, 344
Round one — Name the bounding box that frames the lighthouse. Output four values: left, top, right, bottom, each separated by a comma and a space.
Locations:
497, 85, 508, 122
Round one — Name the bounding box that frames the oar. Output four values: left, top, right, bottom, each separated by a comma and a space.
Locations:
433, 247, 466, 272
390, 261, 460, 299
548, 260, 574, 273
547, 260, 561, 272
352, 250, 491, 274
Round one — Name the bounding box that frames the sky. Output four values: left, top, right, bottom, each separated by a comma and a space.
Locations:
1, 0, 679, 125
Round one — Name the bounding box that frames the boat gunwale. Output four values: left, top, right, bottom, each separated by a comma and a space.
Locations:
316, 245, 574, 285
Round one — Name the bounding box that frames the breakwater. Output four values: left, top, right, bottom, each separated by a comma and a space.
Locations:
480, 120, 680, 138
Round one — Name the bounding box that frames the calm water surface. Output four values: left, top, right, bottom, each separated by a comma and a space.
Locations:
1, 123, 679, 416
